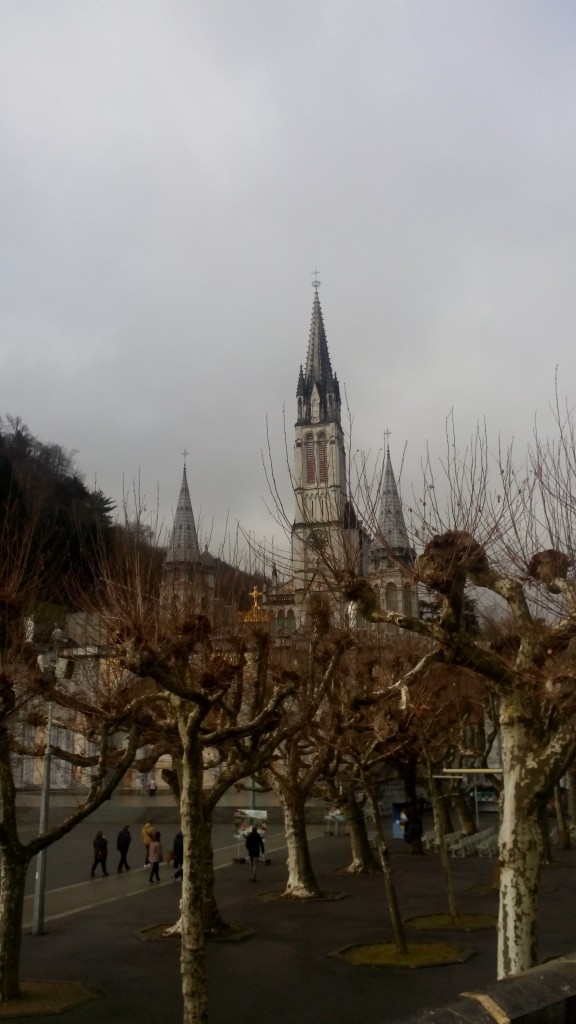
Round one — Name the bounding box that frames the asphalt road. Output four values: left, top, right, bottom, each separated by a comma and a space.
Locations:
13, 804, 576, 1024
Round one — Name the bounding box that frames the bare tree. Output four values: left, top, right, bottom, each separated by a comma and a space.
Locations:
0, 492, 143, 1003
0, 646, 140, 1001
92, 516, 352, 1024
343, 408, 576, 978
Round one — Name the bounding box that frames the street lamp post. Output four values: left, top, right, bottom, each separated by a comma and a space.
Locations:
32, 627, 64, 936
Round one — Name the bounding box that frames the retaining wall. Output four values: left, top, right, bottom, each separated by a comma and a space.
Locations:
403, 954, 576, 1024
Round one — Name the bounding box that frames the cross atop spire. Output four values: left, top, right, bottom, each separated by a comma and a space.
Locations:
311, 267, 321, 293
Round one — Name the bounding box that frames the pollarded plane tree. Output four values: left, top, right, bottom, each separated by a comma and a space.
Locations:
324, 643, 475, 945
254, 604, 351, 899
343, 411, 576, 979
200, 621, 347, 917
397, 660, 501, 839
326, 648, 479, 953
94, 523, 348, 1024
0, 635, 141, 1002
317, 631, 431, 874
387, 662, 496, 926
257, 722, 334, 900
147, 623, 346, 937
118, 620, 296, 1024
0, 486, 143, 1004
321, 772, 380, 874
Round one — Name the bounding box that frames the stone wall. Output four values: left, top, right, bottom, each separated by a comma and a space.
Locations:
402, 954, 576, 1024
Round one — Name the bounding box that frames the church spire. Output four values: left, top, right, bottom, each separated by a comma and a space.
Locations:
165, 461, 200, 565
296, 278, 341, 425
371, 447, 412, 564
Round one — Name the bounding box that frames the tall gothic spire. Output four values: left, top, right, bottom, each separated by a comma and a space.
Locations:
296, 281, 341, 424
372, 448, 412, 562
165, 463, 200, 564
305, 287, 335, 390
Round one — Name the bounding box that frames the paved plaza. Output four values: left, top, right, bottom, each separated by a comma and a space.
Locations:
12, 801, 576, 1024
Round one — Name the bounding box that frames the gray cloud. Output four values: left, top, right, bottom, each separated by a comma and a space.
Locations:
2, 1, 576, 559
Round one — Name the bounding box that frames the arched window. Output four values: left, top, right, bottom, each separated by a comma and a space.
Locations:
276, 610, 285, 632
403, 584, 412, 616
317, 433, 327, 483
305, 434, 315, 484
385, 582, 398, 611
286, 609, 296, 632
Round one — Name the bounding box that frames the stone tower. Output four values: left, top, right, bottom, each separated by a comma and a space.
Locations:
261, 281, 366, 629
291, 281, 368, 604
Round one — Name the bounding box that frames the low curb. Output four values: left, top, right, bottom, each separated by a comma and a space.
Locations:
0, 980, 102, 1019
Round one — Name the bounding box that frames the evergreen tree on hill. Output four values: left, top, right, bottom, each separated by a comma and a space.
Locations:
0, 415, 116, 603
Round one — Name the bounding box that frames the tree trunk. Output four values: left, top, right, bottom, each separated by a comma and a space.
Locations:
281, 792, 321, 898
178, 724, 209, 1024
367, 786, 408, 954
0, 850, 28, 1001
554, 786, 570, 850
538, 797, 553, 864
497, 694, 542, 980
198, 812, 228, 932
453, 786, 476, 836
567, 769, 576, 826
397, 757, 419, 807
433, 784, 454, 834
341, 794, 380, 874
427, 765, 461, 926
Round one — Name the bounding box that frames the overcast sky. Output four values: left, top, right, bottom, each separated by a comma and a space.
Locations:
2, 1, 576, 565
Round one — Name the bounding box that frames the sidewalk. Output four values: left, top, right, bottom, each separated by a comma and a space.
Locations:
16, 825, 576, 1024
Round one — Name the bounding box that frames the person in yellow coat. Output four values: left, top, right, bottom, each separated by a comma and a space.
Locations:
140, 821, 156, 866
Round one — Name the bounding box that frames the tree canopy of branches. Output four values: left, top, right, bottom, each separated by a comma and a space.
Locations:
339, 403, 576, 979
0, 534, 141, 1001
91, 514, 351, 1024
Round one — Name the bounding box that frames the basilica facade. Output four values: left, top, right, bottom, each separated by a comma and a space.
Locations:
264, 282, 419, 631
162, 282, 420, 632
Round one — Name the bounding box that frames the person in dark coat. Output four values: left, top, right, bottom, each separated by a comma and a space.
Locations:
172, 830, 184, 881
91, 831, 109, 877
116, 825, 132, 873
403, 803, 424, 855
245, 825, 265, 881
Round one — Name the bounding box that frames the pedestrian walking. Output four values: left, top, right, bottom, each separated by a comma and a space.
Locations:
148, 831, 163, 883
90, 830, 109, 877
140, 821, 155, 865
403, 803, 424, 855
245, 825, 265, 881
149, 778, 157, 797
172, 830, 184, 880
116, 824, 132, 872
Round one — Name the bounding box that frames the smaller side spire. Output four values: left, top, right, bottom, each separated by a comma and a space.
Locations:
371, 448, 412, 564
166, 463, 200, 564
